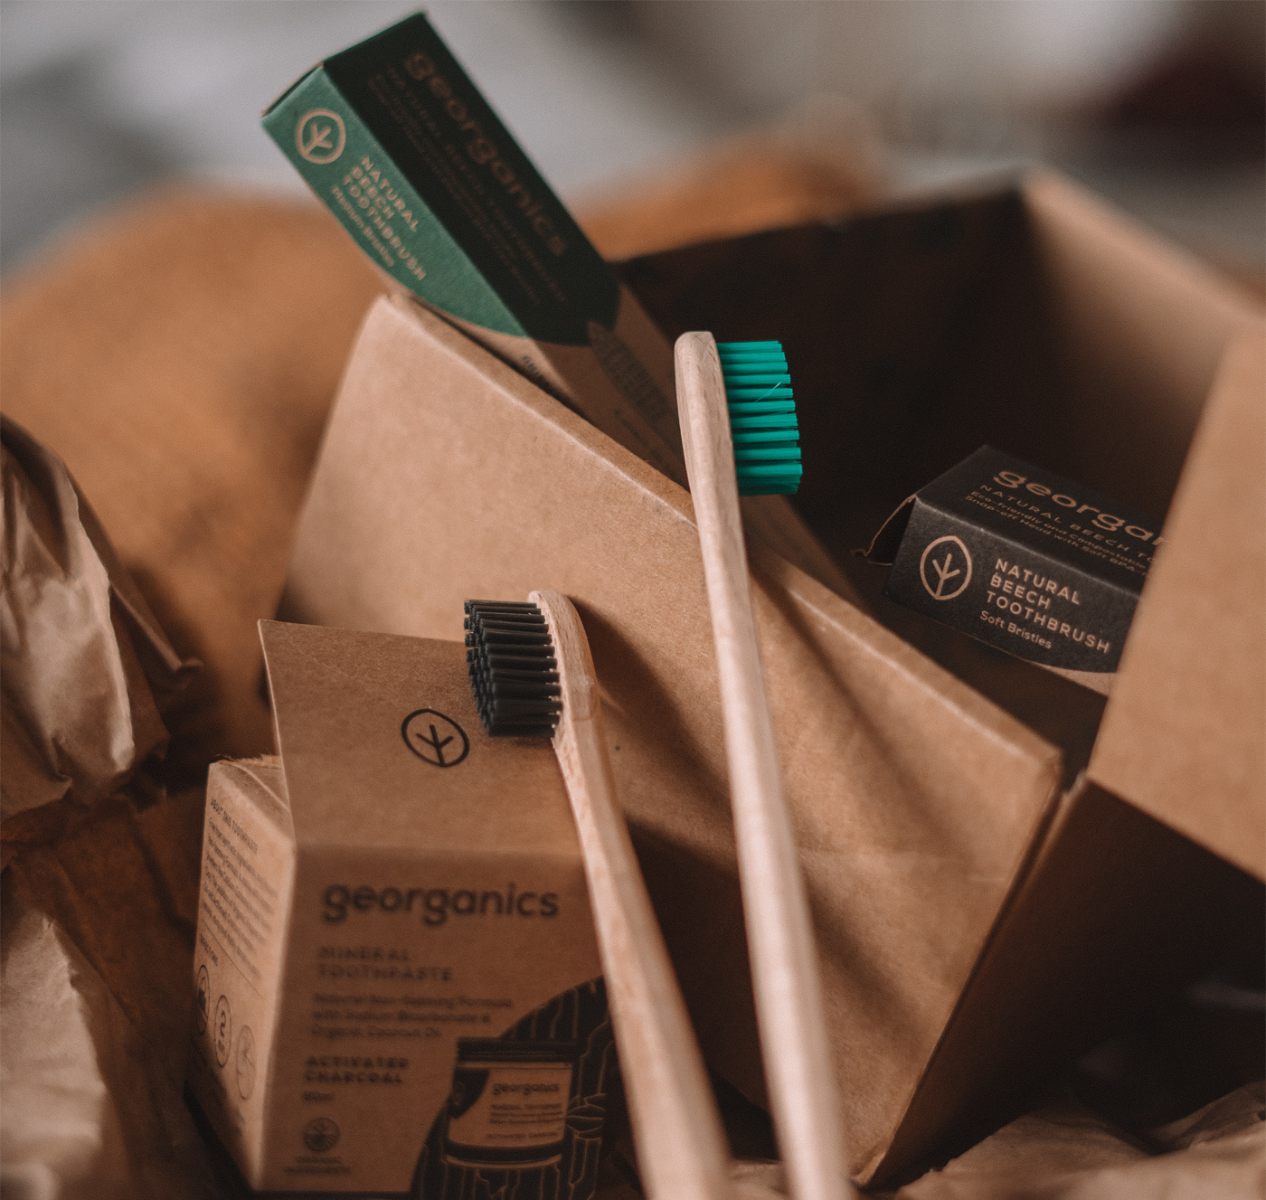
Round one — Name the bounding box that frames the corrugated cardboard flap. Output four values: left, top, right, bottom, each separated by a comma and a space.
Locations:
1088, 331, 1266, 881
260, 620, 577, 857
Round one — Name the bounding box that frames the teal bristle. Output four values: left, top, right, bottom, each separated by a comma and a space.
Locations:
716, 340, 801, 496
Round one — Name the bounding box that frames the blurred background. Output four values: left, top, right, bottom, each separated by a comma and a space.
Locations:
2, 0, 1263, 282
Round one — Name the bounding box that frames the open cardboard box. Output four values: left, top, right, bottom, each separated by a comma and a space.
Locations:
278, 170, 1264, 1186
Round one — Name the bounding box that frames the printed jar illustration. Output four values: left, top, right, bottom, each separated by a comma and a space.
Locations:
443, 1038, 577, 1168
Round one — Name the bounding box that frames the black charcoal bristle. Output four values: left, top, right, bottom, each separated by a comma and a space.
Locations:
463, 600, 561, 737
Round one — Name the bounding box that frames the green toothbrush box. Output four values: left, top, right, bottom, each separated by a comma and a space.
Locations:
262, 11, 685, 485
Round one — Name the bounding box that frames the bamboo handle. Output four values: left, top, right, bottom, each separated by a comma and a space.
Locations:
530, 590, 734, 1200
673, 334, 852, 1200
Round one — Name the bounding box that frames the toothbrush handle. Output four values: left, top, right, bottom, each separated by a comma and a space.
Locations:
531, 590, 734, 1200
673, 334, 852, 1200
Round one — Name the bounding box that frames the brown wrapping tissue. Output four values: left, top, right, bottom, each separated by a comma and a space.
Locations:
1, 417, 195, 829
885, 1080, 1265, 1199
1, 417, 214, 1198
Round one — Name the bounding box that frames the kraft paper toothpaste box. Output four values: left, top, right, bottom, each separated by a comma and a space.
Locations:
262, 11, 686, 486
186, 621, 614, 1196
865, 446, 1164, 694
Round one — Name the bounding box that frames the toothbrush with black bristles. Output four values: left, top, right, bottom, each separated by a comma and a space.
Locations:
674, 334, 853, 1200
464, 591, 735, 1200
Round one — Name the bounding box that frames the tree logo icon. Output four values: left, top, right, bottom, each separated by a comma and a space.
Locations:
919, 535, 973, 601
402, 709, 470, 768
296, 109, 346, 164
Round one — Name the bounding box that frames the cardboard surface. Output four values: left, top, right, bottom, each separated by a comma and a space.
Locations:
265, 621, 577, 856
186, 757, 296, 1189
1087, 333, 1266, 881
872, 780, 1265, 1186
621, 169, 1263, 852
280, 291, 1063, 1179
1023, 171, 1262, 519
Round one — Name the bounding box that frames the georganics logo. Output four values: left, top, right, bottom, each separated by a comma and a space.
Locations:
322, 881, 559, 926
401, 48, 568, 256
920, 535, 973, 601
296, 110, 346, 164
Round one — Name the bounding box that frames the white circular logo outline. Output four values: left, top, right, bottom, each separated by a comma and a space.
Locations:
296, 109, 346, 164
919, 535, 973, 601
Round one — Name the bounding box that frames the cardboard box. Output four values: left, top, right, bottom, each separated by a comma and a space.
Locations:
278, 170, 1264, 1183
280, 283, 1061, 1183
186, 621, 611, 1195
622, 171, 1266, 1178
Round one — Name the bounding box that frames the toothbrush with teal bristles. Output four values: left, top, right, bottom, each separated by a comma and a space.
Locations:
719, 340, 803, 495
675, 333, 852, 1200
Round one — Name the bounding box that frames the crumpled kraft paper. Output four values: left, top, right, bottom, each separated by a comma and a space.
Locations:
1, 416, 194, 829
888, 1081, 1265, 1199
1, 777, 214, 1200
2, 419, 209, 1198
1, 851, 217, 1200
0, 191, 387, 769
599, 1082, 1265, 1200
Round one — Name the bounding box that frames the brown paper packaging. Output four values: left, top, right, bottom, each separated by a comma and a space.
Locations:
2, 419, 211, 1198
619, 171, 1264, 1180
186, 623, 608, 1195
281, 169, 1264, 1184
1, 416, 193, 827
279, 278, 1061, 1183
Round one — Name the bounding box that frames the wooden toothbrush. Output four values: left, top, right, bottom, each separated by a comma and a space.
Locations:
674, 333, 852, 1200
464, 592, 734, 1200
